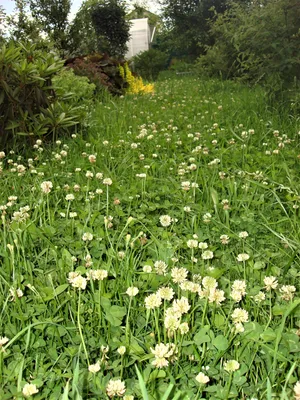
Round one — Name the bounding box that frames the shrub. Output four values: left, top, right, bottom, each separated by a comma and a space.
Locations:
52, 68, 96, 117
0, 41, 82, 149
119, 63, 154, 94
131, 48, 168, 81
169, 59, 195, 74
65, 53, 129, 96
196, 0, 300, 107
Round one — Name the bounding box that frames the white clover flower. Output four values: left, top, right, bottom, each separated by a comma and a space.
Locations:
117, 346, 126, 355
187, 239, 198, 248
86, 171, 93, 179
224, 360, 240, 372
159, 215, 172, 227
157, 286, 174, 301
220, 234, 230, 244
171, 267, 188, 284
40, 181, 53, 194
65, 194, 75, 201
106, 379, 126, 398
88, 361, 100, 373
143, 265, 152, 273
202, 276, 217, 290
151, 343, 176, 359
181, 181, 191, 191
179, 322, 189, 334
172, 297, 190, 315
70, 275, 87, 290
126, 287, 139, 297
145, 293, 162, 309
152, 357, 169, 368
203, 213, 212, 223
279, 285, 296, 301
202, 250, 214, 260
231, 308, 249, 324
208, 288, 225, 305
195, 372, 210, 384
103, 178, 112, 185
183, 206, 191, 212
0, 336, 9, 346
264, 276, 278, 291
230, 290, 243, 302
154, 260, 167, 275
87, 269, 108, 281
253, 291, 266, 303
237, 253, 250, 262
233, 322, 245, 334
239, 231, 249, 239
232, 280, 246, 294
294, 381, 300, 400
164, 314, 180, 331
22, 383, 39, 397
198, 242, 208, 249
82, 232, 93, 241
89, 154, 97, 163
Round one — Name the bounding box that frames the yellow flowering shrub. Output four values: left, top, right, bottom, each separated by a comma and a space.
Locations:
119, 63, 154, 95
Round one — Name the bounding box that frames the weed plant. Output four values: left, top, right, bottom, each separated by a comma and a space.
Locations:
0, 76, 299, 400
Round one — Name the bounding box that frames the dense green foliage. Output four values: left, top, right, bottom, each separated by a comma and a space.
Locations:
29, 0, 71, 53
196, 0, 300, 107
132, 48, 168, 80
0, 42, 82, 149
67, 0, 99, 55
52, 68, 97, 117
158, 0, 227, 59
0, 75, 300, 399
91, 0, 131, 57
65, 53, 129, 96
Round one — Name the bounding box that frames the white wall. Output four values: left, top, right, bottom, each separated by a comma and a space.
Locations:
126, 18, 150, 59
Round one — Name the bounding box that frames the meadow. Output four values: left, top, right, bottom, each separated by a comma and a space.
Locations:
0, 75, 300, 400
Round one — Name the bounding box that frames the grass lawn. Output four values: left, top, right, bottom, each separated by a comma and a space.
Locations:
0, 75, 299, 400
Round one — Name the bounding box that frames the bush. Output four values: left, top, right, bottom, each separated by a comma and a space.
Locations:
52, 68, 96, 117
119, 63, 154, 94
0, 41, 82, 149
65, 53, 129, 96
196, 0, 300, 107
169, 59, 195, 74
131, 49, 168, 81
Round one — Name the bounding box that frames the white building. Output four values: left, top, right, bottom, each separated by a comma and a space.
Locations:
126, 18, 155, 59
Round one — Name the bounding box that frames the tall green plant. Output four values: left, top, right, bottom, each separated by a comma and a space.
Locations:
0, 42, 81, 149
132, 48, 168, 81
197, 0, 300, 107
91, 0, 131, 57
29, 0, 71, 53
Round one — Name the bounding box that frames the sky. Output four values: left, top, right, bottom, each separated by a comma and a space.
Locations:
0, 0, 160, 19
0, 0, 85, 19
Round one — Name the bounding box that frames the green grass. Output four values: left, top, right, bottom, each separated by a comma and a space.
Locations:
0, 75, 299, 399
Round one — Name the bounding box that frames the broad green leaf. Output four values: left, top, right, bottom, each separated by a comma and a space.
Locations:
212, 335, 229, 351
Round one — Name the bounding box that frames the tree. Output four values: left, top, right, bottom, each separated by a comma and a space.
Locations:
91, 0, 131, 57
29, 0, 71, 53
197, 0, 300, 106
0, 5, 7, 43
67, 0, 99, 55
159, 0, 228, 59
6, 0, 43, 43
